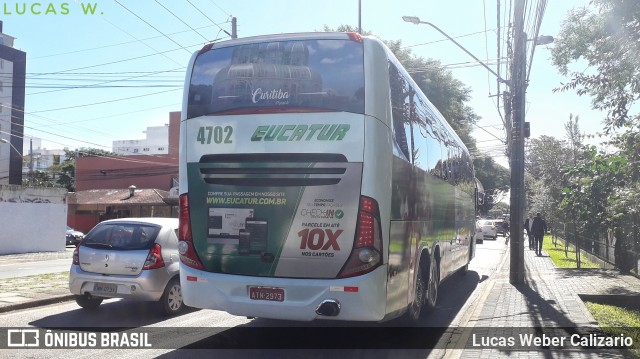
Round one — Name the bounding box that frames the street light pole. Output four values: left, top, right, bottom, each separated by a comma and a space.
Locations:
0, 138, 22, 157
358, 0, 362, 34
402, 16, 509, 85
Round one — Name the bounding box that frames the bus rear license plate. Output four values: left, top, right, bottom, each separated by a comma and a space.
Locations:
249, 287, 285, 302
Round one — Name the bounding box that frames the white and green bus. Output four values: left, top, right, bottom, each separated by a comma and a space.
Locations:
178, 32, 476, 322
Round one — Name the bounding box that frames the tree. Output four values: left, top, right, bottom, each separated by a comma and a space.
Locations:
552, 0, 640, 271
473, 155, 510, 216
551, 0, 640, 133
524, 119, 578, 233
57, 148, 117, 191
29, 171, 57, 188
323, 25, 480, 151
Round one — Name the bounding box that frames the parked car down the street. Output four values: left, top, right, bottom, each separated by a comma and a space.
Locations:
66, 226, 84, 245
475, 221, 484, 244
68, 217, 184, 316
477, 219, 498, 240
494, 219, 507, 236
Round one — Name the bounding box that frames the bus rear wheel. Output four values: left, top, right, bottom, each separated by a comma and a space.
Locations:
405, 261, 427, 322
424, 257, 439, 312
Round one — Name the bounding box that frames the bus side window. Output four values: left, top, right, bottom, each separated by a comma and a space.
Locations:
412, 94, 429, 171
389, 62, 411, 161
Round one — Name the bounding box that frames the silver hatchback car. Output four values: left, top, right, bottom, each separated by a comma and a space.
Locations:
69, 217, 183, 316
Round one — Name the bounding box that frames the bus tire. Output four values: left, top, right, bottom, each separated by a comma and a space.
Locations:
424, 256, 439, 312
403, 257, 428, 324
459, 263, 469, 276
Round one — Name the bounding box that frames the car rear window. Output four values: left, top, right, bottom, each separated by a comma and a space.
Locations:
83, 223, 161, 250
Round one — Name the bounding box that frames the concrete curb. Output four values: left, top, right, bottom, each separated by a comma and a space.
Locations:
0, 295, 75, 314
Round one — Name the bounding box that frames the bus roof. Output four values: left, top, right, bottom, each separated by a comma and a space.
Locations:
200, 32, 365, 52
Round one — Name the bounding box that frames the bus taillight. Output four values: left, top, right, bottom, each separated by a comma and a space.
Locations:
178, 193, 205, 270
337, 196, 382, 278
347, 32, 363, 42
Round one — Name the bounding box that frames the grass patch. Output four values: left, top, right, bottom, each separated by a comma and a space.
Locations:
0, 271, 69, 286
585, 301, 640, 358
544, 237, 600, 268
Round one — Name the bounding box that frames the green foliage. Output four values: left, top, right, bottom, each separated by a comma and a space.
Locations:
28, 171, 62, 188
473, 155, 510, 215
322, 25, 480, 151
524, 132, 575, 225
56, 147, 117, 191
585, 302, 640, 358
551, 0, 640, 133
551, 0, 640, 272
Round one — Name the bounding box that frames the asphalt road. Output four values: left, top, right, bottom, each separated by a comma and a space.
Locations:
0, 236, 509, 359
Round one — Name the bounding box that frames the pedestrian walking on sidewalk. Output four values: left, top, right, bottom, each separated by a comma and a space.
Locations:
524, 213, 534, 250
531, 212, 547, 256
502, 220, 510, 239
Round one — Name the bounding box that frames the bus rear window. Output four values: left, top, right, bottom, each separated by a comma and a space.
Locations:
187, 39, 364, 119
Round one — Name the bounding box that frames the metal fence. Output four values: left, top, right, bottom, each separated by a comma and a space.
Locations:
550, 222, 634, 273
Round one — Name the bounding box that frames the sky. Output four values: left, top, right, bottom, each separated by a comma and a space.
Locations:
1, 0, 605, 167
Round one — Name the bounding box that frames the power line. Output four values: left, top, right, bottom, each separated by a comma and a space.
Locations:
207, 0, 231, 17
186, 0, 232, 38
29, 25, 220, 61
2, 128, 179, 167
153, 0, 210, 42
404, 28, 505, 49
100, 16, 186, 68
23, 68, 184, 95
28, 88, 180, 114
1, 97, 181, 148
114, 0, 193, 54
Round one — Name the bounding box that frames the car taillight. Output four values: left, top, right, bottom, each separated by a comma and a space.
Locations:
178, 193, 205, 270
143, 243, 165, 270
337, 196, 382, 278
72, 247, 79, 265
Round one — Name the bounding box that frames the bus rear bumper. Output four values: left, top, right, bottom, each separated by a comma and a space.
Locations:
180, 265, 388, 322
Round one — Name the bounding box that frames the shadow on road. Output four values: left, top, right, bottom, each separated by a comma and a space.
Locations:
29, 299, 198, 330
154, 270, 481, 358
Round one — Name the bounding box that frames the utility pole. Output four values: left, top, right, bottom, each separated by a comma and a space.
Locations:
74, 148, 79, 191
509, 0, 526, 284
231, 17, 237, 39
29, 138, 33, 187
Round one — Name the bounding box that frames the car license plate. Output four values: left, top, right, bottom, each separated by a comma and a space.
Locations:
249, 287, 284, 302
93, 283, 117, 294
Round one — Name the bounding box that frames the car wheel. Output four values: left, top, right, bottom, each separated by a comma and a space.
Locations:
75, 294, 103, 310
493, 235, 497, 240
158, 278, 184, 316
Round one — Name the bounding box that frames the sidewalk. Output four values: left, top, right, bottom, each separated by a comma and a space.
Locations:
0, 249, 74, 313
451, 240, 640, 358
